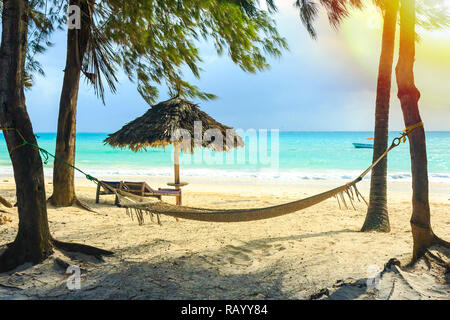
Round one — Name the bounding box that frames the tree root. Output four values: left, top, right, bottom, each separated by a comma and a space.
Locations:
0, 195, 13, 208
386, 279, 396, 300
47, 195, 97, 213
54, 257, 71, 270
424, 249, 448, 268
0, 240, 54, 273
74, 197, 97, 213
433, 235, 450, 248
52, 239, 113, 258
392, 264, 421, 293
0, 238, 113, 273
405, 237, 449, 269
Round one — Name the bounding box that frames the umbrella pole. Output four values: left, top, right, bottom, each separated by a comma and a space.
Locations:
174, 143, 181, 205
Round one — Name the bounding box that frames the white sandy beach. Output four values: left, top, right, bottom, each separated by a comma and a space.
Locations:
0, 176, 448, 299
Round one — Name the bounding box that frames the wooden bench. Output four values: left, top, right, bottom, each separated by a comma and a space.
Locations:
96, 181, 182, 206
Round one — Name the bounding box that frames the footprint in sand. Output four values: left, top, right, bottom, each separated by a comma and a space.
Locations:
200, 245, 253, 268
233, 243, 287, 264
221, 245, 253, 266
202, 242, 288, 269
139, 239, 173, 255
251, 242, 287, 255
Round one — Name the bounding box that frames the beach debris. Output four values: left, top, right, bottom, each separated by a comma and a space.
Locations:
0, 214, 12, 225
0, 282, 23, 291
310, 247, 449, 300
309, 288, 330, 300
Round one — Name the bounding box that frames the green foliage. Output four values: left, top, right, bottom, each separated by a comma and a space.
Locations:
6, 0, 449, 99
81, 1, 119, 103
25, 0, 66, 87
2, 0, 288, 103
98, 0, 287, 104
0, 0, 65, 87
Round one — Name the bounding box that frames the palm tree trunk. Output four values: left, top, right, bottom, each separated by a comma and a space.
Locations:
0, 0, 53, 272
395, 0, 448, 260
361, 0, 399, 232
50, 0, 94, 207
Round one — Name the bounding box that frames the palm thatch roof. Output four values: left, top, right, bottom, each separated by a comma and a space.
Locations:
104, 97, 244, 153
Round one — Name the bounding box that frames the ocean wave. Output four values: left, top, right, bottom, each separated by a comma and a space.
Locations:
87, 168, 450, 183
0, 166, 448, 183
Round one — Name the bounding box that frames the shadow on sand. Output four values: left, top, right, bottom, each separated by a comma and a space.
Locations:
2, 228, 358, 299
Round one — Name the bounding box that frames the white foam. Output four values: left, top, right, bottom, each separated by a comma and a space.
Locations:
0, 166, 449, 183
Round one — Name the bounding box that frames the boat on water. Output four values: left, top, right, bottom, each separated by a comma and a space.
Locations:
352, 143, 374, 149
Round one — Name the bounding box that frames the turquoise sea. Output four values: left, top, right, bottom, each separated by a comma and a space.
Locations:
0, 132, 449, 182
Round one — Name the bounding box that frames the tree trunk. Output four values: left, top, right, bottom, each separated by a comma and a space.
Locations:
0, 1, 112, 272
395, 0, 448, 260
0, 0, 53, 272
361, 0, 399, 232
50, 0, 94, 207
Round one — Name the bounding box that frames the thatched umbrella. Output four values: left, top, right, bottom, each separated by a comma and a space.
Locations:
104, 97, 244, 203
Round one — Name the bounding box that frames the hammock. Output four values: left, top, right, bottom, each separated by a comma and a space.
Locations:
110, 127, 418, 225
113, 179, 365, 225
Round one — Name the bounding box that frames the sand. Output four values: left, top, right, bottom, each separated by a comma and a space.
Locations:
0, 176, 448, 300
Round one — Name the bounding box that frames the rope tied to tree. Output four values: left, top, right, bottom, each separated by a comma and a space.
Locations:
1, 128, 100, 185
389, 122, 425, 148
356, 121, 424, 180
403, 121, 424, 135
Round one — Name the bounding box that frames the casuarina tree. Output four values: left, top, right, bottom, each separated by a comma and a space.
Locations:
0, 0, 112, 273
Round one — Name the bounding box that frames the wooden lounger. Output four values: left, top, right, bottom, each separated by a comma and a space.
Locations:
96, 181, 181, 206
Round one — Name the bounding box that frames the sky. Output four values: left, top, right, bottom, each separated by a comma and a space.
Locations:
25, 1, 450, 133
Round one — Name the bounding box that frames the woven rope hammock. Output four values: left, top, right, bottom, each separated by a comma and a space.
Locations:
114, 179, 364, 225
106, 125, 422, 225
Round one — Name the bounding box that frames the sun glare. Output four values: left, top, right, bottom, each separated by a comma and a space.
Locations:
340, 2, 450, 108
